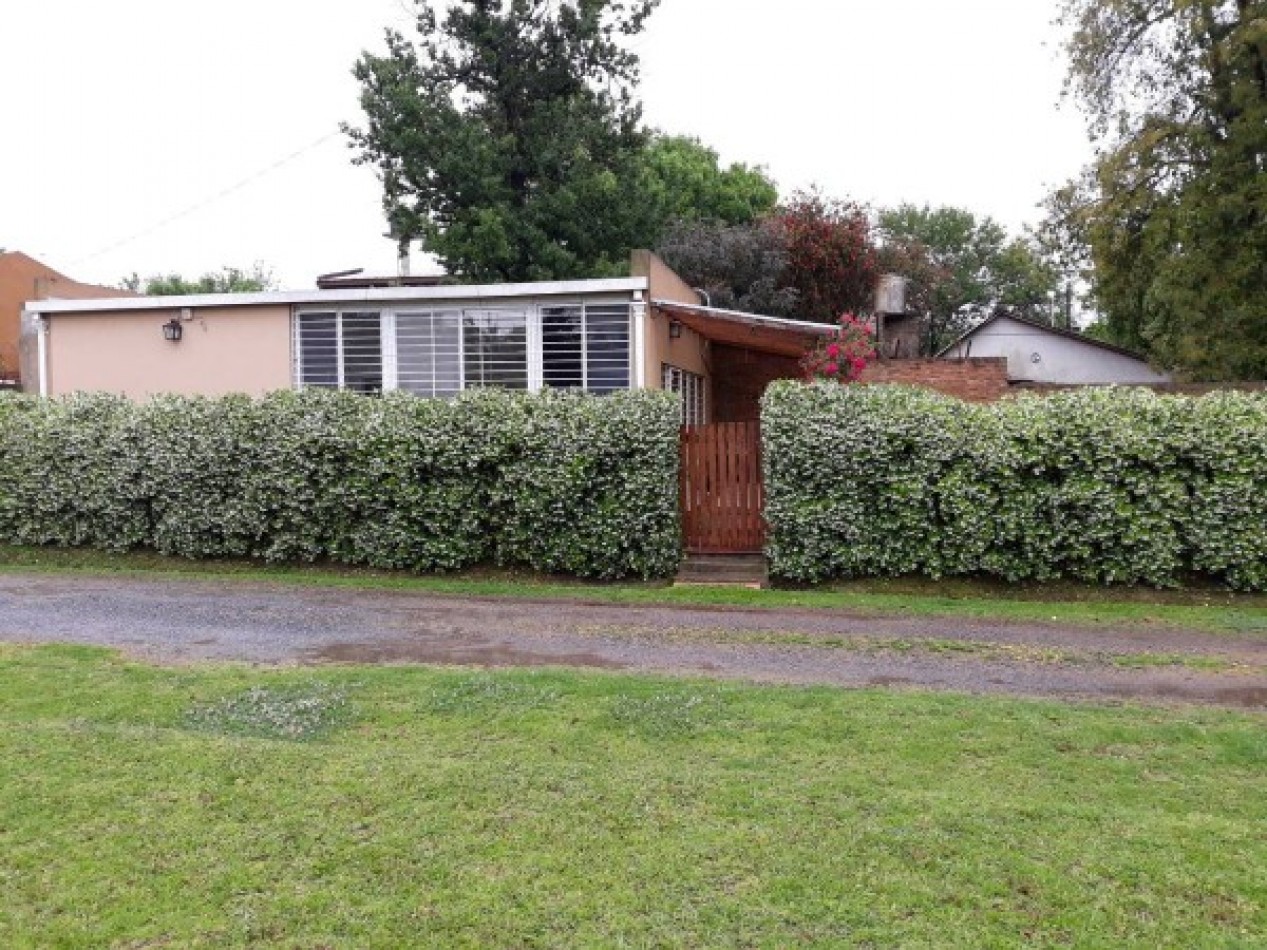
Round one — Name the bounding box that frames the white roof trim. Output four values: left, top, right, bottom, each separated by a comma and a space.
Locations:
25, 277, 649, 315
652, 300, 836, 335
935, 311, 1155, 363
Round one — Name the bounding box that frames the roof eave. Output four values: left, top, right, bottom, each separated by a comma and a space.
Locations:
26, 277, 650, 315
651, 300, 836, 335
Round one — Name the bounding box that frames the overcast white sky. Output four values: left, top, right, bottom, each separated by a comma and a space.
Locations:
2, 0, 1093, 290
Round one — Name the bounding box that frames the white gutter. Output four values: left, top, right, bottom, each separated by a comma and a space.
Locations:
651, 299, 837, 335
25, 277, 650, 315
631, 291, 647, 389
36, 314, 48, 397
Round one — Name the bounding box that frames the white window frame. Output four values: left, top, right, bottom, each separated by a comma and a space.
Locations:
662, 363, 707, 425
294, 298, 641, 396
294, 309, 388, 392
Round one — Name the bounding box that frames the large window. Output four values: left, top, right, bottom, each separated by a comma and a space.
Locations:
295, 302, 634, 397
541, 303, 632, 394
463, 310, 528, 390
296, 311, 382, 393
396, 310, 462, 397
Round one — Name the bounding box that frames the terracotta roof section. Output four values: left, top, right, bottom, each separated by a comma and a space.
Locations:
0, 251, 136, 379
0, 251, 134, 302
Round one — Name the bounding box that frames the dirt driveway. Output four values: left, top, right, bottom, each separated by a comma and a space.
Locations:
1, 572, 1265, 709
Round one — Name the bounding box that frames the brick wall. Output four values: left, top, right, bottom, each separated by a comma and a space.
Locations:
858, 358, 1011, 402
713, 348, 1256, 415
712, 345, 802, 422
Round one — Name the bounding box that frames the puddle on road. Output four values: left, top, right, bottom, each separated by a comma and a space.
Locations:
1202, 685, 1267, 708
308, 639, 625, 670
1110, 682, 1267, 709
867, 675, 915, 688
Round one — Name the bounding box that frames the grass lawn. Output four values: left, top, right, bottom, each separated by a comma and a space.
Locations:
1, 645, 1265, 946
3, 544, 1267, 637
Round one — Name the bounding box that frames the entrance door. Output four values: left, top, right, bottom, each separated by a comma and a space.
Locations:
679, 421, 765, 553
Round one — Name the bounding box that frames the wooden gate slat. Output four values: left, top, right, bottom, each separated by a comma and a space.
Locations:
734, 423, 739, 549
680, 420, 765, 554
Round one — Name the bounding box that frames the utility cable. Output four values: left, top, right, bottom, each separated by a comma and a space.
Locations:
70, 130, 342, 267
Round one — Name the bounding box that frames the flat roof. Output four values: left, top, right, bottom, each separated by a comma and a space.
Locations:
25, 277, 649, 314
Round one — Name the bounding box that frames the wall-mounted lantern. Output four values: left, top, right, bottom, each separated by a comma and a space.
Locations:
162, 318, 183, 342
668, 319, 683, 340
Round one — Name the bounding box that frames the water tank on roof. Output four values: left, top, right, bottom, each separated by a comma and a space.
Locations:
875, 274, 908, 315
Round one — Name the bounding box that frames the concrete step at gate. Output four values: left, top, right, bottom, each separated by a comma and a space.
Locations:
674, 554, 769, 589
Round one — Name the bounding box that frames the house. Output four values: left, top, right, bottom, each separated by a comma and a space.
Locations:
0, 251, 134, 385
936, 312, 1172, 386
19, 251, 833, 425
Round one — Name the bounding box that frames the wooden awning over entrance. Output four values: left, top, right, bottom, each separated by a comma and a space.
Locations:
652, 300, 834, 357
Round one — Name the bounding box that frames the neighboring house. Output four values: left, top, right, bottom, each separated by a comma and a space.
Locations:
20, 252, 832, 424
936, 313, 1172, 385
0, 251, 134, 385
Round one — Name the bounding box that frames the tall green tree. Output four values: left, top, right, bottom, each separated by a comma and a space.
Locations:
877, 204, 1059, 353
1052, 0, 1267, 380
635, 135, 778, 230
120, 264, 275, 296
347, 0, 660, 283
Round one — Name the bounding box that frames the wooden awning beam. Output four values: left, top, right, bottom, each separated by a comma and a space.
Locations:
653, 301, 832, 358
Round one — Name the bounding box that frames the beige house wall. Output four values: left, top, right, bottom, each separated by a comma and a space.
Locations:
46, 304, 292, 398
630, 250, 710, 392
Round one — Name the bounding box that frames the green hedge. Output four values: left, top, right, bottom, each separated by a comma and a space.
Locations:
762, 382, 1267, 590
0, 389, 682, 580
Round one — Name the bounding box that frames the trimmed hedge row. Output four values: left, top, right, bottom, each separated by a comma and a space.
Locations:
0, 388, 682, 579
762, 382, 1267, 590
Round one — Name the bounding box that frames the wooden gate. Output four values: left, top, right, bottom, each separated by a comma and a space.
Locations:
680, 421, 765, 553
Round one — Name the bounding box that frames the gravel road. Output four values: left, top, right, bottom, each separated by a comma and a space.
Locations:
2, 572, 1266, 709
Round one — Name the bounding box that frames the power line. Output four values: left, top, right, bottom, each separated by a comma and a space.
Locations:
71, 130, 343, 267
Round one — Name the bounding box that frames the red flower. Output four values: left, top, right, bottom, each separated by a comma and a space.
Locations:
800, 311, 877, 383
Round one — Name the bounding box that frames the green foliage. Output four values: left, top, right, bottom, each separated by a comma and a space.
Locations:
877, 204, 1061, 353
1051, 0, 1267, 380
762, 383, 1267, 590
120, 263, 275, 295
0, 393, 149, 551
492, 389, 683, 578
635, 134, 778, 230
347, 0, 660, 282
0, 389, 681, 580
654, 217, 799, 316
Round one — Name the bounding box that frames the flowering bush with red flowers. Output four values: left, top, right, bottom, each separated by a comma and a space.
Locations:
800, 313, 877, 383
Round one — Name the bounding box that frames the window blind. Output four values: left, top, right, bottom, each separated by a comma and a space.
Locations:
541, 303, 632, 394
